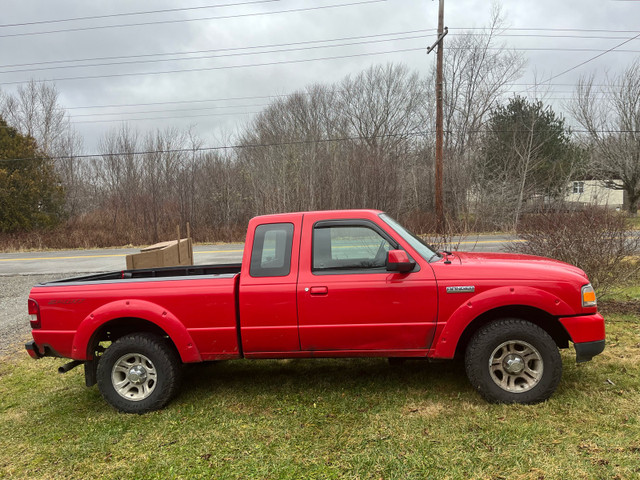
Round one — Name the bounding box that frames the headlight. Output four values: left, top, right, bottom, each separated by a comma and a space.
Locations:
581, 284, 597, 308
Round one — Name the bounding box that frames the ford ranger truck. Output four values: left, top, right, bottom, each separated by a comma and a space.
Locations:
25, 210, 605, 413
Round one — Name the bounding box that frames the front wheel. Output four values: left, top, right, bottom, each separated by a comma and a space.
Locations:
97, 333, 181, 413
464, 319, 562, 404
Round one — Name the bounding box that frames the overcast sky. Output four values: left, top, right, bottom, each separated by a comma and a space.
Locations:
1, 0, 638, 152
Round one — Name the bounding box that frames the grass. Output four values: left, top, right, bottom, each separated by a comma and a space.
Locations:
607, 284, 640, 302
1, 315, 639, 480
626, 216, 640, 230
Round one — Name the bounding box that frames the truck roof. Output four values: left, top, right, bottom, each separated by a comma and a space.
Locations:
251, 209, 385, 223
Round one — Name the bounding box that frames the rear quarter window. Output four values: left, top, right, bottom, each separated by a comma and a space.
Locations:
250, 223, 294, 277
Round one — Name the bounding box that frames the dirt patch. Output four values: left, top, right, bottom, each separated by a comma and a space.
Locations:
404, 402, 444, 417
598, 299, 640, 317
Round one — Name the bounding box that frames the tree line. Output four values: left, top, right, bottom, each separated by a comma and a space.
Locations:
1, 18, 639, 247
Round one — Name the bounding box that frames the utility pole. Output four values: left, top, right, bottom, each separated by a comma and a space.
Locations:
427, 0, 447, 233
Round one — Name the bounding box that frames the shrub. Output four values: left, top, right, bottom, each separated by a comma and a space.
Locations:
509, 208, 640, 296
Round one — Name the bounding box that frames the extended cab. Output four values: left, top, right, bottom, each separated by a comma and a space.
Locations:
26, 210, 605, 412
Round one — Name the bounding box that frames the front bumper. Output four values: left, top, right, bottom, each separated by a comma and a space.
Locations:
558, 313, 606, 363
575, 339, 606, 363
559, 313, 606, 344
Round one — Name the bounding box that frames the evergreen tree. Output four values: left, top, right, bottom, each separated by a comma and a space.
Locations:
0, 116, 65, 232
476, 96, 582, 226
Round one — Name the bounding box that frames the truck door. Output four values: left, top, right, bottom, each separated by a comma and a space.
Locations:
296, 214, 438, 353
238, 215, 302, 354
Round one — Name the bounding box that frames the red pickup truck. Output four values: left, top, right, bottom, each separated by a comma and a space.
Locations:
26, 210, 605, 413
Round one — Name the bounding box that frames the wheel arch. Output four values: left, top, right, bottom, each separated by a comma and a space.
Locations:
86, 316, 181, 361
453, 305, 571, 360
71, 299, 202, 363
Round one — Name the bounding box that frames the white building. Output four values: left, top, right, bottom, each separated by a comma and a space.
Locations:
565, 180, 625, 210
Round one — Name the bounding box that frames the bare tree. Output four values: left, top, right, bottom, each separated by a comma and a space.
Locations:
1, 81, 87, 218
93, 123, 251, 243
1, 81, 70, 155
237, 83, 345, 215
437, 4, 526, 217
96, 124, 142, 234
174, 128, 204, 232
236, 63, 431, 220
54, 128, 87, 218
338, 64, 430, 214
569, 59, 640, 214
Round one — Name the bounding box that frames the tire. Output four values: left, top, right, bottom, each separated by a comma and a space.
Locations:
97, 333, 181, 413
464, 319, 562, 404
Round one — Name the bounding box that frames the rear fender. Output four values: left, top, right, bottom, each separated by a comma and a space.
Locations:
432, 286, 572, 358
71, 299, 202, 363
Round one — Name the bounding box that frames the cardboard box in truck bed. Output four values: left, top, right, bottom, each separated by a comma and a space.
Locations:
125, 237, 193, 269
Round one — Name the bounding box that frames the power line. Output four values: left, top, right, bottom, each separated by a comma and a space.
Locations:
1, 132, 432, 162
450, 27, 640, 34
2, 29, 637, 86
488, 33, 640, 39
0, 87, 618, 128
2, 129, 638, 164
0, 46, 427, 86
69, 103, 269, 118
70, 111, 260, 125
58, 82, 626, 111
0, 83, 614, 127
0, 33, 432, 75
510, 82, 625, 87
73, 96, 612, 119
5, 30, 637, 71
0, 80, 622, 121
0, 0, 281, 28
64, 94, 291, 111
0, 29, 433, 70
41, 95, 618, 122
534, 31, 640, 88
0, 0, 387, 39
4, 43, 640, 76
503, 47, 639, 53
0, 110, 261, 130
7, 41, 638, 88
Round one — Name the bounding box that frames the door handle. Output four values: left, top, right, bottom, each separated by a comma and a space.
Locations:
309, 286, 328, 295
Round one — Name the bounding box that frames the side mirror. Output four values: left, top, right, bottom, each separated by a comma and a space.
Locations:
386, 250, 415, 273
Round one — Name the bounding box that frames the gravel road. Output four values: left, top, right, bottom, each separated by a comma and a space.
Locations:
0, 274, 61, 357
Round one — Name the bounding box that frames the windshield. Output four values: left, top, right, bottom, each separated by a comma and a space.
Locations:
379, 213, 440, 263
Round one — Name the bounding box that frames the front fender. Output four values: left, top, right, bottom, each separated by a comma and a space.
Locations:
432, 286, 573, 358
71, 299, 202, 363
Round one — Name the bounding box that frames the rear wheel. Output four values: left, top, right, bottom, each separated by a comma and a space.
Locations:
465, 319, 562, 404
97, 333, 181, 413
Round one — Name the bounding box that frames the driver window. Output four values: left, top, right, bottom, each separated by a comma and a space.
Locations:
313, 225, 392, 271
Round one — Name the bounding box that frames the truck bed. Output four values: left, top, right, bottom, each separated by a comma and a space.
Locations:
39, 263, 243, 285
29, 263, 243, 362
